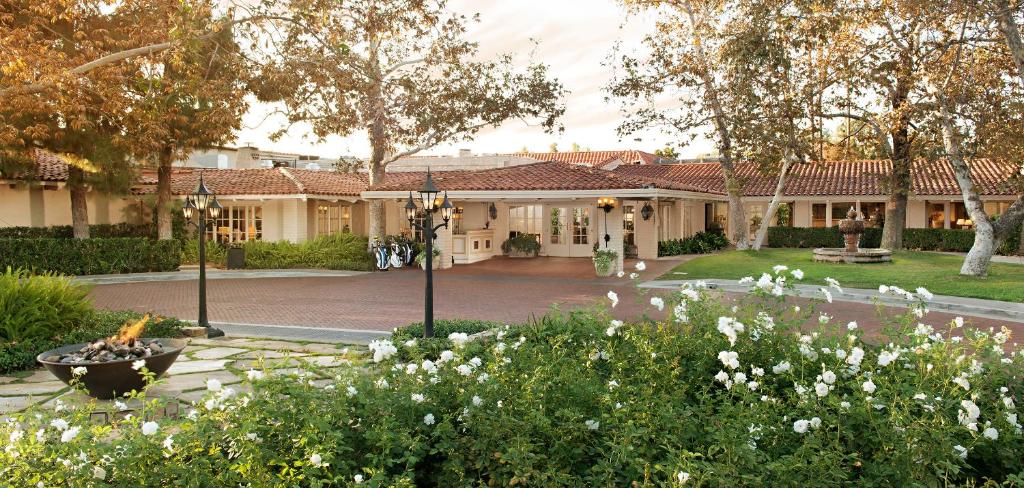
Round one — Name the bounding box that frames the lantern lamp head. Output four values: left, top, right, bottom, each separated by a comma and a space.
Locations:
193, 173, 214, 211
404, 192, 417, 224
640, 202, 654, 221
597, 197, 616, 213
439, 193, 454, 223
207, 196, 223, 219
182, 197, 197, 220
419, 168, 440, 211
488, 202, 498, 220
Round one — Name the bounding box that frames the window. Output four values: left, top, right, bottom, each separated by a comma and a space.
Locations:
316, 204, 352, 236
705, 202, 728, 232
926, 202, 945, 229
208, 205, 262, 244
550, 208, 567, 244
811, 203, 827, 228
572, 208, 591, 244
985, 201, 1012, 217
952, 202, 971, 228
508, 205, 542, 240
622, 205, 635, 246
832, 202, 855, 222
451, 207, 465, 235
862, 202, 886, 228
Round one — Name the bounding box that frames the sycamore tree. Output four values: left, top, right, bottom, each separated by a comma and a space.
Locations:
923, 0, 1024, 276
123, 2, 248, 240
609, 0, 752, 248
242, 0, 565, 244
0, 0, 165, 237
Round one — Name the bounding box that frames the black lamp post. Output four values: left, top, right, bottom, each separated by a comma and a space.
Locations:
597, 197, 617, 248
405, 169, 453, 339
182, 173, 225, 338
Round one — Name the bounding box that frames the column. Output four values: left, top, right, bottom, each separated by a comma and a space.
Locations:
635, 202, 658, 260
281, 199, 307, 243
604, 205, 625, 272
436, 223, 453, 269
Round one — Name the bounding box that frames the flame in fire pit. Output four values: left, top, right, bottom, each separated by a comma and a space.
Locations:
111, 314, 149, 344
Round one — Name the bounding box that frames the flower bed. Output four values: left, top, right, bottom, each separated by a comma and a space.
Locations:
2, 271, 1021, 485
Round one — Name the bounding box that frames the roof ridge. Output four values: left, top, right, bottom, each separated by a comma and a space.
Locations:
277, 167, 306, 193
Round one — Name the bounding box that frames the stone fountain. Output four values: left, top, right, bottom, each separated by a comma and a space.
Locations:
813, 207, 892, 263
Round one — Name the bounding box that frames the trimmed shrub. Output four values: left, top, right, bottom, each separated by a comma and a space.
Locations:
2, 276, 1022, 485
0, 238, 181, 275
501, 234, 541, 256
658, 230, 730, 256
179, 239, 229, 266
0, 310, 186, 374
0, 223, 154, 239
240, 233, 375, 271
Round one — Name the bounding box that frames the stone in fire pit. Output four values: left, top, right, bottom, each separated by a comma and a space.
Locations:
36, 315, 187, 399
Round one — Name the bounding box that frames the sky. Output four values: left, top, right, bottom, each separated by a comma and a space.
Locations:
232, 0, 717, 159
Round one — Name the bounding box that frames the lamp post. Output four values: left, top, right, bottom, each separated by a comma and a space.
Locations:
182, 173, 225, 338
597, 197, 617, 248
405, 169, 453, 338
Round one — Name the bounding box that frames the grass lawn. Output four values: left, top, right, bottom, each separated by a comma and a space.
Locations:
662, 249, 1024, 302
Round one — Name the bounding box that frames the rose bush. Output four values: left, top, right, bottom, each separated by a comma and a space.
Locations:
1, 267, 1022, 486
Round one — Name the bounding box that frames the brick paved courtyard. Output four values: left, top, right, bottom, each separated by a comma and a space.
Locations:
88, 257, 1021, 335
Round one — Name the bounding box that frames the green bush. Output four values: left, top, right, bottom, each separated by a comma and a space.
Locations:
0, 310, 186, 374
393, 319, 507, 342
0, 223, 155, 239
0, 268, 93, 343
0, 238, 181, 275
658, 230, 730, 256
766, 225, 1024, 255
501, 234, 541, 256
241, 234, 374, 271
179, 239, 228, 266
3, 275, 1022, 485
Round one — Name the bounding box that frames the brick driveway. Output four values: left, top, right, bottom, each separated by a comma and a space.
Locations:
88, 257, 1021, 336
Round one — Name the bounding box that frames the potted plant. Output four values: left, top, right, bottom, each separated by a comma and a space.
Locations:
226, 242, 245, 269
415, 248, 442, 270
501, 234, 541, 258
593, 249, 618, 277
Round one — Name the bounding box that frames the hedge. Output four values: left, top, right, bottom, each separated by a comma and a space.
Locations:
0, 223, 154, 239
766, 226, 1021, 255
0, 238, 181, 275
658, 231, 730, 256
182, 233, 375, 271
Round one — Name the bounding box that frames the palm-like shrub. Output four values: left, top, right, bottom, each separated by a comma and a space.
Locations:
0, 267, 93, 343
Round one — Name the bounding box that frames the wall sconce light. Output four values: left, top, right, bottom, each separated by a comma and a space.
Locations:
488, 202, 498, 220
640, 202, 654, 221
597, 197, 617, 213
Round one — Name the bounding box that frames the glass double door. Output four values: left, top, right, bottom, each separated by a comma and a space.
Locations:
548, 206, 593, 257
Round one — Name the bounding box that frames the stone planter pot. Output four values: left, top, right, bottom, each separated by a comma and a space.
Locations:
419, 255, 441, 270
594, 262, 615, 277
37, 338, 187, 400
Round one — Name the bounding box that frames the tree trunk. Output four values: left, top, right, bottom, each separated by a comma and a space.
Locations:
880, 81, 912, 251
67, 166, 90, 239
936, 90, 999, 276
752, 156, 794, 251
156, 146, 174, 240
995, 0, 1024, 76
1019, 220, 1024, 255
366, 159, 386, 248
680, 0, 747, 249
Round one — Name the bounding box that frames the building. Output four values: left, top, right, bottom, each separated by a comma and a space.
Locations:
2, 150, 1019, 273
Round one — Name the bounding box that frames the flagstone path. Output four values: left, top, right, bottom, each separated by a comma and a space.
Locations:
0, 336, 367, 416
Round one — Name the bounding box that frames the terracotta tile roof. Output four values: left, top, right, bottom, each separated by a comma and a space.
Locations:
367, 161, 664, 192
132, 167, 368, 197
614, 159, 1022, 197
0, 150, 70, 181
506, 150, 658, 167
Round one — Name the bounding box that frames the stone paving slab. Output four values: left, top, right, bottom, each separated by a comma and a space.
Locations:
190, 347, 250, 360
159, 370, 242, 391
0, 380, 68, 396
166, 359, 231, 375
0, 396, 37, 413
235, 350, 308, 360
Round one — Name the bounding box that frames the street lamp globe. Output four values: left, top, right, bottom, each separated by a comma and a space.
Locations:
405, 192, 418, 223
182, 197, 197, 220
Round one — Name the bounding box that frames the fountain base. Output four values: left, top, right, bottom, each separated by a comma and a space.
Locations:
813, 248, 893, 264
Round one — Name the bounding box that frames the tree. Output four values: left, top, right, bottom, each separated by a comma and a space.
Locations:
245, 0, 565, 244
610, 0, 750, 248
923, 0, 1024, 276
123, 2, 248, 240
1, 0, 160, 237
654, 146, 678, 159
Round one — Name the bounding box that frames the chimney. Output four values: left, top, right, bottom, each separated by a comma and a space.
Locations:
458, 148, 472, 158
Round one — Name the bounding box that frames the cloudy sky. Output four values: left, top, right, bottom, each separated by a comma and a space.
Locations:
232, 0, 716, 159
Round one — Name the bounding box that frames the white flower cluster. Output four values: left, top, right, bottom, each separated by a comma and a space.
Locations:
793, 417, 822, 434
717, 317, 745, 346
368, 340, 398, 363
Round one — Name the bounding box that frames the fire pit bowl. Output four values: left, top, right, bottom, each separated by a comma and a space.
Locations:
36, 338, 187, 400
